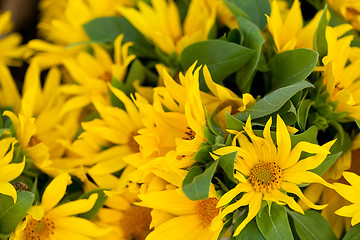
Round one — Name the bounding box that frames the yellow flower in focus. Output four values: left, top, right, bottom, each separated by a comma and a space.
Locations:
137, 187, 223, 240
334, 171, 360, 226
61, 34, 135, 113
0, 138, 25, 203
11, 172, 109, 239
213, 115, 335, 236
266, 0, 326, 52
328, 0, 360, 30
118, 0, 216, 54
0, 11, 26, 66
322, 26, 360, 120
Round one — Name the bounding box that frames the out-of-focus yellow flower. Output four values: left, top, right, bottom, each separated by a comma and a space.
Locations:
11, 173, 109, 239
0, 138, 25, 203
266, 0, 326, 52
61, 34, 135, 112
322, 26, 360, 120
0, 11, 26, 66
203, 0, 237, 28
118, 0, 216, 54
328, 0, 360, 30
214, 115, 334, 236
0, 64, 21, 112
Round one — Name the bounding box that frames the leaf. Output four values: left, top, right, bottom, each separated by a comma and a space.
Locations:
180, 40, 254, 89
290, 126, 318, 148
256, 204, 294, 240
235, 16, 265, 92
182, 161, 219, 201
287, 209, 337, 240
314, 5, 328, 61
356, 120, 360, 129
270, 49, 319, 90
235, 80, 314, 121
225, 0, 271, 30
77, 189, 108, 220
297, 99, 313, 132
83, 17, 156, 58
235, 216, 265, 240
311, 152, 342, 176
226, 112, 245, 131
219, 152, 237, 182
344, 223, 360, 240
0, 191, 34, 234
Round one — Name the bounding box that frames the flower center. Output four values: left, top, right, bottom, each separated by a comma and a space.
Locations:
100, 70, 112, 82
119, 205, 152, 240
249, 162, 282, 193
196, 198, 220, 227
25, 217, 55, 240
129, 132, 140, 153
183, 127, 196, 140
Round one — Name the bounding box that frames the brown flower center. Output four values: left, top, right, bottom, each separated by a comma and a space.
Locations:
196, 198, 220, 227
100, 70, 112, 82
249, 162, 282, 193
25, 217, 55, 240
119, 205, 152, 240
183, 127, 196, 140
129, 132, 140, 153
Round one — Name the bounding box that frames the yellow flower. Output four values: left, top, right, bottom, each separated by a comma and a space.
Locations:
328, 0, 360, 30
334, 171, 360, 226
0, 63, 21, 112
136, 187, 223, 240
118, 0, 216, 54
321, 26, 360, 120
11, 172, 109, 239
0, 11, 26, 66
266, 0, 327, 52
214, 115, 335, 236
61, 34, 135, 113
0, 137, 25, 203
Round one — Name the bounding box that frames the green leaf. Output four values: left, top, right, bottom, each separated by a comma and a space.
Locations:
236, 217, 265, 240
235, 16, 265, 92
311, 151, 342, 176
235, 81, 314, 121
297, 99, 313, 132
256, 204, 294, 240
344, 223, 360, 240
182, 161, 219, 200
180, 40, 254, 89
226, 112, 245, 131
356, 120, 360, 129
287, 209, 337, 240
0, 191, 34, 234
83, 17, 156, 58
290, 126, 318, 148
78, 189, 108, 220
219, 152, 237, 182
270, 49, 319, 90
314, 5, 328, 61
194, 145, 212, 163
225, 0, 271, 30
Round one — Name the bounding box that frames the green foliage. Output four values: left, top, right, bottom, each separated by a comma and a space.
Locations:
77, 189, 108, 220
287, 209, 337, 240
344, 223, 360, 240
0, 191, 34, 234
256, 204, 294, 240
314, 5, 328, 61
218, 152, 237, 182
235, 216, 265, 240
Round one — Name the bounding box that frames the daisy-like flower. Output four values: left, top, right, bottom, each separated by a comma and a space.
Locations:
334, 171, 360, 226
11, 172, 109, 239
0, 11, 26, 66
213, 115, 335, 236
137, 186, 223, 240
0, 137, 25, 203
328, 0, 360, 30
117, 0, 216, 54
266, 0, 328, 52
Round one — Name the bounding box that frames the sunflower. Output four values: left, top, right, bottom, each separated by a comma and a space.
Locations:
117, 0, 216, 54
11, 172, 109, 239
0, 137, 25, 203
213, 115, 335, 236
328, 0, 360, 30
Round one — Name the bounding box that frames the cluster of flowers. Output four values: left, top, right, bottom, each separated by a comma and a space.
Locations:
0, 0, 360, 239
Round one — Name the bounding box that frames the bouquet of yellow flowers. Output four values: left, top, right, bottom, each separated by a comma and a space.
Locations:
1, 0, 360, 239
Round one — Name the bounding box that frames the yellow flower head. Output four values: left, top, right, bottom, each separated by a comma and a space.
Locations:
0, 138, 25, 203
11, 172, 110, 239
322, 26, 360, 120
266, 0, 327, 52
214, 115, 335, 236
0, 64, 21, 112
118, 0, 216, 54
0, 11, 26, 66
334, 171, 360, 226
328, 0, 360, 30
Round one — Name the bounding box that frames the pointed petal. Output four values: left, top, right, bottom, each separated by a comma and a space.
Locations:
0, 181, 17, 203
42, 172, 71, 212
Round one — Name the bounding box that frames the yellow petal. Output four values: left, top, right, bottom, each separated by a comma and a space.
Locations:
28, 205, 45, 220
42, 172, 71, 212
275, 115, 291, 167
0, 157, 25, 182
0, 181, 17, 203
217, 183, 252, 207
54, 216, 110, 237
